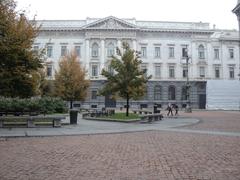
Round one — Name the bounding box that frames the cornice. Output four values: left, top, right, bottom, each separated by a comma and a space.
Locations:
140, 28, 214, 34
232, 4, 240, 14
40, 27, 214, 35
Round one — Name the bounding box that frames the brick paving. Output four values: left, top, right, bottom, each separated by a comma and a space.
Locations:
178, 111, 240, 132
0, 130, 240, 180
0, 111, 240, 180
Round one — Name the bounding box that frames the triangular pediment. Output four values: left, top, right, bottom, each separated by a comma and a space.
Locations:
83, 16, 138, 29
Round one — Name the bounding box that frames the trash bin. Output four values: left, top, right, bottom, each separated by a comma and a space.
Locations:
153, 104, 160, 114
69, 109, 78, 124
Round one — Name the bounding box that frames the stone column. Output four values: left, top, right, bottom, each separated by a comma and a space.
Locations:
100, 39, 105, 74
232, 1, 240, 79
132, 39, 137, 51
238, 15, 240, 80
117, 39, 122, 57
117, 39, 121, 48
85, 39, 90, 77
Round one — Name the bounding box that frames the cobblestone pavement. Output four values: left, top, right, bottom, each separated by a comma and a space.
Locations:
178, 110, 240, 132
0, 111, 240, 180
0, 131, 240, 180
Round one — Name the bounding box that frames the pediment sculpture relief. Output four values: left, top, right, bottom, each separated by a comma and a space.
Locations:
88, 19, 134, 29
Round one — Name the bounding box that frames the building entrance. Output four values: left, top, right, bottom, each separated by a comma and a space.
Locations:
198, 94, 206, 109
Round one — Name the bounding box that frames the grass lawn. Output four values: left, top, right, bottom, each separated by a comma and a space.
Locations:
102, 112, 140, 121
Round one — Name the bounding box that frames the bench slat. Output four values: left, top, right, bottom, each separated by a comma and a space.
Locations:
0, 116, 64, 128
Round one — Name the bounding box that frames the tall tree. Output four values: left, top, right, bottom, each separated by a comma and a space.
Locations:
0, 0, 44, 97
54, 52, 89, 109
100, 42, 151, 116
38, 68, 55, 97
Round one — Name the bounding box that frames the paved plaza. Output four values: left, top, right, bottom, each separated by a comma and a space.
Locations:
0, 111, 240, 179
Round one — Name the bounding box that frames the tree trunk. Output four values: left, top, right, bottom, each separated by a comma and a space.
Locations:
126, 94, 129, 117
70, 100, 73, 109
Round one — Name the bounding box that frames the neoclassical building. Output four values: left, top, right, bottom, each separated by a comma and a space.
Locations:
34, 16, 239, 109
233, 0, 240, 32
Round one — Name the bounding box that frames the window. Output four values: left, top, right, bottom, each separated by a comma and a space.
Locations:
198, 45, 205, 59
181, 86, 187, 100
61, 46, 67, 56
33, 46, 39, 51
141, 64, 147, 77
155, 65, 161, 78
107, 43, 115, 57
154, 85, 162, 100
214, 48, 219, 59
33, 46, 39, 55
229, 67, 234, 79
168, 86, 176, 100
91, 64, 98, 77
91, 90, 97, 100
75, 46, 81, 57
92, 43, 99, 57
168, 47, 174, 58
47, 46, 53, 58
215, 67, 220, 78
182, 66, 188, 78
182, 47, 188, 58
169, 66, 175, 78
141, 47, 147, 58
154, 47, 161, 58
46, 65, 52, 77
199, 66, 205, 77
229, 49, 234, 59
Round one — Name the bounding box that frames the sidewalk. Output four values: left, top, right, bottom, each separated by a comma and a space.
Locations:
0, 113, 196, 137
1, 113, 240, 137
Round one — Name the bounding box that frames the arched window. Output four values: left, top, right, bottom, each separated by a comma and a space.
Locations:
168, 86, 176, 100
107, 43, 115, 57
198, 45, 205, 59
154, 85, 162, 100
92, 43, 99, 57
181, 86, 187, 100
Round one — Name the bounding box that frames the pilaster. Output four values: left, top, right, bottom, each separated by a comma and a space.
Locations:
117, 39, 122, 48
100, 39, 105, 73
85, 39, 90, 75
132, 39, 137, 51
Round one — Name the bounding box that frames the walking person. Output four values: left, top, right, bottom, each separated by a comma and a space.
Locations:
167, 103, 173, 116
174, 104, 179, 116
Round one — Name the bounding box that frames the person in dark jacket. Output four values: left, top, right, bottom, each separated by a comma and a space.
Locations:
167, 103, 173, 116
174, 104, 179, 115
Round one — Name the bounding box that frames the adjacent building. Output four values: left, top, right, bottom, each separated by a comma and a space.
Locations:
34, 16, 239, 109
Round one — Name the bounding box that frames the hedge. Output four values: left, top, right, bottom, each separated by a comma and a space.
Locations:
0, 97, 67, 114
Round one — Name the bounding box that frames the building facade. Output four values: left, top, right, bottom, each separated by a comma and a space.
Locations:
35, 16, 240, 109
233, 0, 240, 77
233, 0, 240, 32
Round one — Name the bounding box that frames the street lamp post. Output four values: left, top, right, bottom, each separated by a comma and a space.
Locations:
185, 48, 192, 113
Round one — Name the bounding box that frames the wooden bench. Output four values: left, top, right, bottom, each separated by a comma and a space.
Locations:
132, 109, 153, 115
140, 113, 163, 123
0, 116, 65, 128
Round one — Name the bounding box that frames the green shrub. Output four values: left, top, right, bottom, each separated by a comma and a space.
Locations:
0, 96, 67, 114
0, 97, 11, 111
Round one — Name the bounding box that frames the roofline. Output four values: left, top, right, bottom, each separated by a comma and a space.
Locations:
82, 16, 138, 29
232, 4, 240, 13
39, 27, 214, 34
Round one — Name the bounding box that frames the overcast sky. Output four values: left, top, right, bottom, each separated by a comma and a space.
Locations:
16, 0, 238, 30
